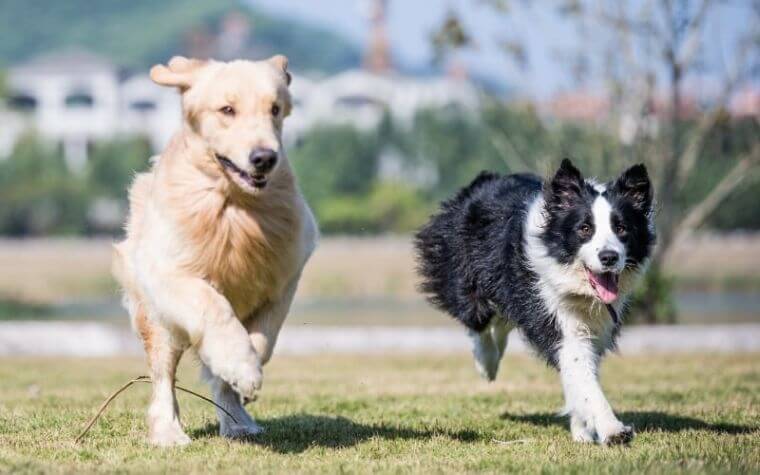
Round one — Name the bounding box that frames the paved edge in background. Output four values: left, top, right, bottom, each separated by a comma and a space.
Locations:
1, 322, 759, 357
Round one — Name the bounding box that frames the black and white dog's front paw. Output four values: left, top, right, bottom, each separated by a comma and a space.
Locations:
599, 423, 635, 446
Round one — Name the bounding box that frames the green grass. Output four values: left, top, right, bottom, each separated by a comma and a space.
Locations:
0, 353, 758, 474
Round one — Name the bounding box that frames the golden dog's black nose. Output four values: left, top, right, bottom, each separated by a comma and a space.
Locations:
249, 148, 277, 173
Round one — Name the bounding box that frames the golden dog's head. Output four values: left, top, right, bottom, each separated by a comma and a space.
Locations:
151, 55, 292, 193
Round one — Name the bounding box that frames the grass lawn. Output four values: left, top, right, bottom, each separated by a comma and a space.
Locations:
0, 352, 758, 474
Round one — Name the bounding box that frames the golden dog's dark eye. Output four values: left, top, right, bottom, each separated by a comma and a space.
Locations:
271, 104, 280, 116
219, 105, 235, 116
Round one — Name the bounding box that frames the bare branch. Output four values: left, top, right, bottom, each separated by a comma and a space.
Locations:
660, 0, 678, 45
671, 143, 760, 248
596, 2, 663, 45
675, 110, 722, 187
677, 0, 713, 69
487, 128, 532, 172
676, 41, 753, 186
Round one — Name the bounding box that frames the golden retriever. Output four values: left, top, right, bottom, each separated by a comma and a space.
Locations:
112, 55, 317, 446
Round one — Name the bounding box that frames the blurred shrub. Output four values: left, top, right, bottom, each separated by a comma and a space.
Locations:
316, 182, 430, 234
409, 107, 505, 200
0, 134, 150, 236
0, 134, 89, 235
86, 138, 152, 198
0, 71, 6, 99
679, 116, 760, 230
290, 124, 379, 204
626, 267, 677, 324
291, 125, 430, 233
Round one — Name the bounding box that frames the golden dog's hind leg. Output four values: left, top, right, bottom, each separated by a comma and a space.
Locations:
246, 275, 300, 367
136, 309, 190, 447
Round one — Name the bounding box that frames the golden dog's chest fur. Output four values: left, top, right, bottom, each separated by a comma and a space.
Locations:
116, 131, 306, 323
192, 199, 300, 319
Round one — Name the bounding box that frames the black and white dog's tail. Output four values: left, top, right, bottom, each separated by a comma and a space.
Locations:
469, 317, 514, 381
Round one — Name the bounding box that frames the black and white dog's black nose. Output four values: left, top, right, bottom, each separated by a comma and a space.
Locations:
249, 148, 277, 173
598, 250, 619, 267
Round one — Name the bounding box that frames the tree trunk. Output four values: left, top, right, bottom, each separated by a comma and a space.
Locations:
639, 56, 683, 323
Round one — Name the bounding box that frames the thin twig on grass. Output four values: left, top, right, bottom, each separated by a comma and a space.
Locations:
492, 438, 533, 446
74, 375, 238, 443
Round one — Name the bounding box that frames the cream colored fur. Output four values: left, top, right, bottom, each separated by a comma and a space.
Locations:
112, 56, 317, 446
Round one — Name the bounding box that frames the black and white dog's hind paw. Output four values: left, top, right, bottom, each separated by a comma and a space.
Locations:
469, 318, 514, 381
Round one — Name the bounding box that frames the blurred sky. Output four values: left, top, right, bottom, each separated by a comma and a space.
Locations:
247, 0, 755, 99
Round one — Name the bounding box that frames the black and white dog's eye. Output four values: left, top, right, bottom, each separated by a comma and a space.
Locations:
615, 224, 627, 235
579, 224, 592, 235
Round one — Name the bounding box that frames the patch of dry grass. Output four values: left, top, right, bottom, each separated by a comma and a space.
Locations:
2, 234, 760, 305
0, 239, 115, 302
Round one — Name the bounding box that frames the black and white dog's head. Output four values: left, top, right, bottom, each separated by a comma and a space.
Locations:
539, 159, 655, 304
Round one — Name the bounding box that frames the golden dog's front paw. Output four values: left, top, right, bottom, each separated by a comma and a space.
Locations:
149, 422, 191, 447
224, 357, 263, 400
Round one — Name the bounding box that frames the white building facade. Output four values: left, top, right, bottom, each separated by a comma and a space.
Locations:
2, 50, 181, 170
2, 50, 479, 171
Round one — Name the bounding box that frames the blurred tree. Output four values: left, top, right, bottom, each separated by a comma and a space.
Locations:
86, 137, 152, 198
431, 10, 472, 65
84, 137, 153, 233
433, 0, 760, 322
409, 107, 505, 199
290, 125, 382, 233
0, 70, 6, 99
316, 182, 429, 234
290, 125, 380, 202
0, 134, 88, 235
0, 106, 756, 243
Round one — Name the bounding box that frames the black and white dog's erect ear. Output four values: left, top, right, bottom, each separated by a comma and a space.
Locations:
613, 164, 652, 212
545, 158, 585, 211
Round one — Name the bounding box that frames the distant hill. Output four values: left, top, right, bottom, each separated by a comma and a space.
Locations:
0, 0, 361, 73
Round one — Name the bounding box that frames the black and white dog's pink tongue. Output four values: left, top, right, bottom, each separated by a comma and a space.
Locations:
590, 271, 619, 304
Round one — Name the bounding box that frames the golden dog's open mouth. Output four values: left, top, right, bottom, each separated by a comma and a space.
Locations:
215, 154, 268, 189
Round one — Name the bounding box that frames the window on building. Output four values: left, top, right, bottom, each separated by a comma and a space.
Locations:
8, 93, 37, 111
65, 91, 94, 108
129, 100, 156, 112
336, 95, 385, 109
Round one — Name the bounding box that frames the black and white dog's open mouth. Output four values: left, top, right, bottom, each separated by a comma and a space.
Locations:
586, 267, 619, 304
216, 154, 268, 189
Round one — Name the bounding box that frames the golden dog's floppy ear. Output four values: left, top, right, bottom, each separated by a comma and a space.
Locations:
268, 54, 291, 86
150, 56, 206, 91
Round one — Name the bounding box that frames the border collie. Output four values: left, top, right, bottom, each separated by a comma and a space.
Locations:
414, 159, 655, 445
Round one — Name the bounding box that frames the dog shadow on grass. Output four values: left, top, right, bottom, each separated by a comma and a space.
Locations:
189, 414, 480, 453
499, 411, 758, 435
